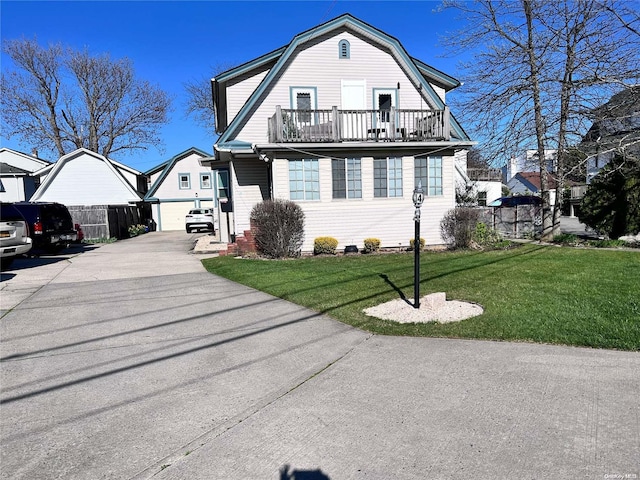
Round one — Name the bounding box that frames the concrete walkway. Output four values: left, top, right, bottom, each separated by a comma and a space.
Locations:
1, 232, 638, 480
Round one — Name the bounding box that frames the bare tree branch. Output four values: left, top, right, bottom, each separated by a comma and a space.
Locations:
183, 63, 234, 135
441, 0, 640, 239
1, 38, 172, 159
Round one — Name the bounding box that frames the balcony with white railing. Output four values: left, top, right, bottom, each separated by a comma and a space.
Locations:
267, 106, 451, 143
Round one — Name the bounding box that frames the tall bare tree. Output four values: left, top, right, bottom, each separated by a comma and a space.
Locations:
183, 63, 234, 136
441, 0, 640, 239
1, 38, 172, 159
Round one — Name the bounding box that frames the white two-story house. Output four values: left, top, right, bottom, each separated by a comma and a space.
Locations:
205, 14, 474, 251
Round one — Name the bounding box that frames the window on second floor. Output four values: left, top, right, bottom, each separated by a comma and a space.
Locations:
332, 158, 362, 199
179, 173, 191, 190
374, 157, 403, 198
200, 173, 212, 189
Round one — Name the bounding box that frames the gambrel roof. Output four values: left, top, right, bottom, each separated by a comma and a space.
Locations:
30, 148, 142, 204
144, 147, 212, 201
213, 13, 470, 145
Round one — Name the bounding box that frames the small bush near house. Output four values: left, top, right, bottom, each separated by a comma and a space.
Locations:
409, 237, 425, 251
586, 239, 629, 248
440, 207, 481, 249
314, 236, 338, 255
553, 233, 580, 245
128, 224, 148, 237
250, 199, 305, 258
551, 235, 638, 249
473, 222, 503, 247
84, 237, 117, 244
363, 238, 381, 253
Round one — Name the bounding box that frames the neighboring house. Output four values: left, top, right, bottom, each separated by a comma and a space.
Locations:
31, 148, 145, 204
503, 150, 557, 183
204, 13, 474, 251
506, 171, 559, 206
0, 148, 51, 202
581, 87, 640, 184
144, 147, 226, 232
30, 148, 149, 239
454, 155, 502, 206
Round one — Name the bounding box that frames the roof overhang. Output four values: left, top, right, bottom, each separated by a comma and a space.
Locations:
251, 140, 476, 160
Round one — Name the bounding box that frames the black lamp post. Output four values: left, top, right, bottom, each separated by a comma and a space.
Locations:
412, 182, 425, 309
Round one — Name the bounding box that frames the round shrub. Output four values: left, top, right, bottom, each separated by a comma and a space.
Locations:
250, 199, 305, 258
363, 238, 381, 253
409, 237, 425, 251
474, 222, 502, 246
314, 236, 338, 255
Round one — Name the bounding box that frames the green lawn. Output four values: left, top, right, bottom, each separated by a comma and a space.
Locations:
202, 244, 640, 351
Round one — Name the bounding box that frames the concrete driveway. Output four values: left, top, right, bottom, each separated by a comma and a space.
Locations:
1, 232, 638, 480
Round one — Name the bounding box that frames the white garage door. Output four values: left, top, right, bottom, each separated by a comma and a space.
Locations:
158, 201, 215, 231
159, 202, 194, 231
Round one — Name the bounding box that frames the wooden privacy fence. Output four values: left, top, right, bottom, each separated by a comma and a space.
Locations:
67, 204, 152, 240
477, 206, 543, 238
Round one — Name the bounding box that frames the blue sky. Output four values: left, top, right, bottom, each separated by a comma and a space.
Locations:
1, 1, 466, 172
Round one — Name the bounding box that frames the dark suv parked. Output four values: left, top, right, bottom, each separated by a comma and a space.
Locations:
12, 202, 77, 253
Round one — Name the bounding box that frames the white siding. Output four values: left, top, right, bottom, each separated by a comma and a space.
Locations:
473, 181, 503, 205
0, 176, 26, 202
272, 154, 455, 252
226, 70, 269, 127
152, 153, 214, 201
234, 31, 442, 143
0, 149, 50, 172
34, 153, 139, 205
148, 170, 163, 190
116, 168, 139, 190
230, 158, 270, 235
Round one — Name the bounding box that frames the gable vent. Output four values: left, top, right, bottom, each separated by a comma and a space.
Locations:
339, 39, 350, 59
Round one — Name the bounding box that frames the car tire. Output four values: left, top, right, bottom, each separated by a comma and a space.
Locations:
186, 227, 191, 233
0, 257, 14, 270
44, 243, 65, 254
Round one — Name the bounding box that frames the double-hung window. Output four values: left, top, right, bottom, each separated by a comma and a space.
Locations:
200, 173, 212, 189
414, 156, 443, 196
179, 173, 191, 190
289, 159, 319, 200
332, 158, 362, 199
374, 157, 403, 198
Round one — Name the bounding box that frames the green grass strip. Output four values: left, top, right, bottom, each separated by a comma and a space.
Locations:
202, 245, 640, 351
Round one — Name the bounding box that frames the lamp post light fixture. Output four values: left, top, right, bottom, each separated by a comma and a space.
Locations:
412, 182, 425, 309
